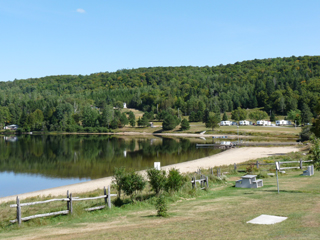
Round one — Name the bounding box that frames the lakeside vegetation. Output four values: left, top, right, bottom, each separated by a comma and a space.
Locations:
2, 149, 320, 239
0, 55, 320, 134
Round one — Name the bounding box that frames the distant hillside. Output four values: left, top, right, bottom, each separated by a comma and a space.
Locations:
0, 55, 319, 131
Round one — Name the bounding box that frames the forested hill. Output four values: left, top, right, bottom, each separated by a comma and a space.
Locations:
0, 55, 320, 131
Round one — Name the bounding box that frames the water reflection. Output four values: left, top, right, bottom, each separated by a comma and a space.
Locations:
0, 135, 222, 180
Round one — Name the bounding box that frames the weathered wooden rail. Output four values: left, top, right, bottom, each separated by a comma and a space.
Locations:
233, 160, 312, 171
191, 175, 209, 190
10, 185, 117, 225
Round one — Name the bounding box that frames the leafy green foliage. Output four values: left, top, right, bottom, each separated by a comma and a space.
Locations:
1, 56, 320, 132
165, 168, 185, 192
112, 167, 126, 199
162, 115, 178, 130
205, 113, 220, 131
122, 171, 146, 200
147, 168, 167, 195
310, 137, 320, 170
222, 112, 228, 121
231, 107, 247, 121
249, 109, 268, 121
155, 194, 168, 217
180, 118, 190, 130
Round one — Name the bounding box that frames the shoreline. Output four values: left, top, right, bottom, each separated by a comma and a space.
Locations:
0, 146, 299, 203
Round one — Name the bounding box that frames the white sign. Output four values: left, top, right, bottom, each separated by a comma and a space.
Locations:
154, 162, 161, 170
275, 162, 280, 171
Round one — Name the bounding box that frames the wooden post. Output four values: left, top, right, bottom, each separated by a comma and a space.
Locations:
69, 193, 73, 214
234, 163, 237, 171
16, 196, 21, 225
206, 176, 209, 188
67, 190, 70, 211
194, 176, 196, 188
104, 186, 107, 204
108, 185, 111, 209
210, 168, 213, 175
300, 159, 303, 169
256, 161, 259, 169
219, 168, 221, 177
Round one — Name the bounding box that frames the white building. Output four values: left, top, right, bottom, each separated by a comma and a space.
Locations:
256, 120, 271, 126
276, 120, 291, 126
4, 124, 18, 130
239, 120, 250, 126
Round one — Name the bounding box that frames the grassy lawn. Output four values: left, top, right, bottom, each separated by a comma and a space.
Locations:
1, 151, 319, 240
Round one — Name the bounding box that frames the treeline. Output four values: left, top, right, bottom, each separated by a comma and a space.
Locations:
0, 55, 320, 131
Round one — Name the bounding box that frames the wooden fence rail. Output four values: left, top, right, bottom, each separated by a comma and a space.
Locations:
233, 160, 313, 171
10, 185, 116, 225
191, 175, 209, 190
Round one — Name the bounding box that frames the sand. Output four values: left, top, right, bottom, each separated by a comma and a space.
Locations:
0, 146, 299, 203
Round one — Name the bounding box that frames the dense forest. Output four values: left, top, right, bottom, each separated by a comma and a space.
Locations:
0, 55, 319, 132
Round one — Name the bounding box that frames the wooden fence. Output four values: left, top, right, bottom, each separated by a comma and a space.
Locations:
191, 175, 209, 189
233, 159, 313, 171
10, 185, 117, 225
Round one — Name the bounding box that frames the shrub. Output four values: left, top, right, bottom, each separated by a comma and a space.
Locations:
165, 168, 185, 192
257, 171, 269, 179
147, 168, 167, 196
180, 119, 190, 131
155, 194, 168, 217
122, 171, 146, 201
112, 167, 126, 199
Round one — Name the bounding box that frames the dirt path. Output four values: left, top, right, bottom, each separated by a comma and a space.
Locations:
0, 146, 299, 203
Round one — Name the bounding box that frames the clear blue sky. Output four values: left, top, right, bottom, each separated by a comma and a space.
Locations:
0, 0, 319, 81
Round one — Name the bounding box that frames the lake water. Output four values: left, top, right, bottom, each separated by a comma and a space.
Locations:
0, 135, 222, 197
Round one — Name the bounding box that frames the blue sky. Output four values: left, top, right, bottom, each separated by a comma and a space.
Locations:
0, 0, 319, 81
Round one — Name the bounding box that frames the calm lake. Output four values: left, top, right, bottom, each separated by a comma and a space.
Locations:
0, 135, 222, 197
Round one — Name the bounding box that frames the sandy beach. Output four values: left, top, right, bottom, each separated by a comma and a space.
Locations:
0, 146, 299, 203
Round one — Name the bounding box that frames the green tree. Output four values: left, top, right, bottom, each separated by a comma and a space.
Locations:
287, 109, 301, 125
0, 106, 11, 129
270, 112, 276, 122
205, 113, 220, 131
119, 112, 129, 127
301, 103, 312, 124
249, 109, 268, 122
128, 111, 136, 127
180, 118, 190, 130
222, 112, 228, 121
155, 194, 168, 217
163, 115, 178, 130
165, 168, 184, 192
310, 137, 320, 170
112, 167, 126, 199
122, 171, 146, 201
147, 168, 167, 196
100, 105, 113, 128
231, 107, 247, 121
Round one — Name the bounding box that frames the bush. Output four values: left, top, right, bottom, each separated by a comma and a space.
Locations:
165, 168, 185, 192
257, 171, 269, 179
147, 168, 167, 195
155, 194, 168, 217
180, 119, 190, 131
112, 167, 126, 199
122, 171, 146, 201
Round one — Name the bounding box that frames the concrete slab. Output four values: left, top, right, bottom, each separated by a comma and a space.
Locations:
247, 214, 287, 225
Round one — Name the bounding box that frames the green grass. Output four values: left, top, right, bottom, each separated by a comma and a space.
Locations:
0, 150, 318, 239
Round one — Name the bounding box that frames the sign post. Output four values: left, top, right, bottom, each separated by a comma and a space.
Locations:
275, 162, 280, 194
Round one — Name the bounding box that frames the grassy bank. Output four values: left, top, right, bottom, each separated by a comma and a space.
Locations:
1, 150, 319, 239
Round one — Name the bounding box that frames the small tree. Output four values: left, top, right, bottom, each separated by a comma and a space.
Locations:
128, 111, 136, 127
122, 171, 146, 201
249, 109, 268, 122
180, 118, 190, 130
205, 114, 220, 131
112, 167, 126, 199
311, 137, 320, 170
222, 112, 228, 121
231, 107, 247, 121
163, 115, 177, 130
147, 168, 167, 195
155, 194, 168, 217
165, 168, 184, 192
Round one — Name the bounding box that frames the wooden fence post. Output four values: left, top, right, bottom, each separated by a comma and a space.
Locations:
104, 187, 107, 205
206, 176, 209, 188
300, 159, 303, 169
108, 185, 111, 209
67, 190, 70, 211
194, 176, 196, 188
256, 161, 259, 169
16, 196, 21, 226
210, 168, 213, 175
234, 163, 237, 171
69, 193, 73, 214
